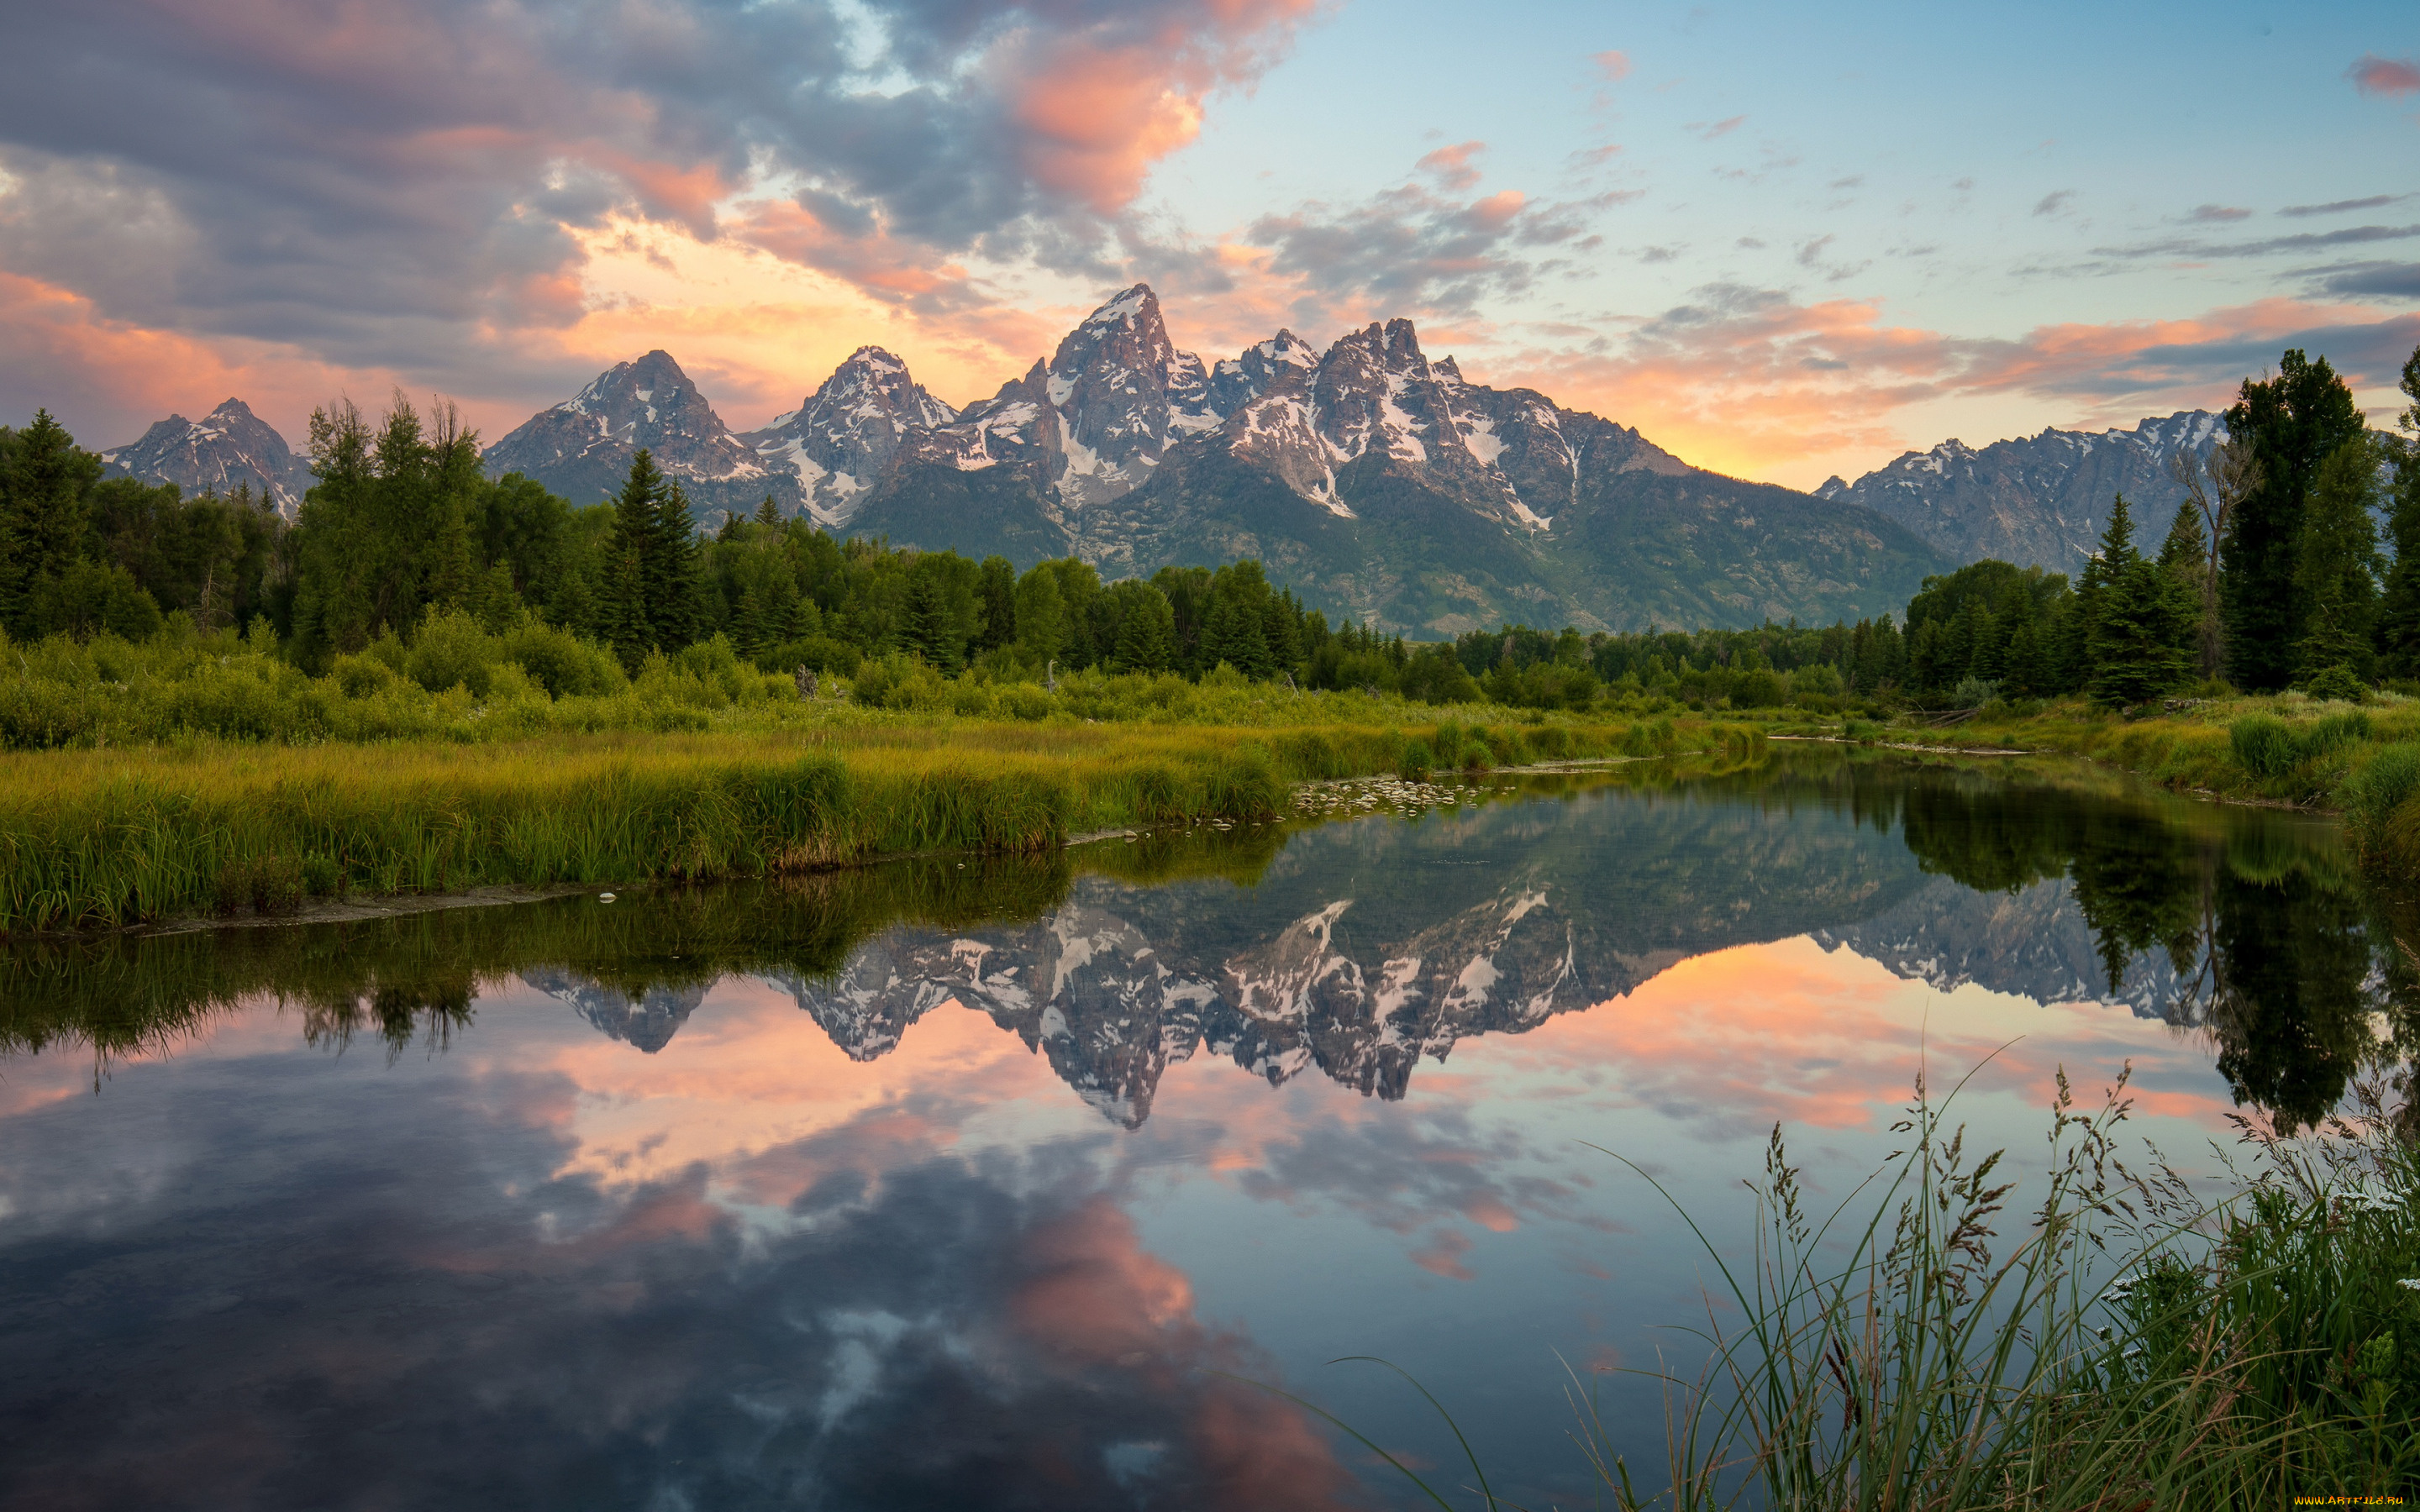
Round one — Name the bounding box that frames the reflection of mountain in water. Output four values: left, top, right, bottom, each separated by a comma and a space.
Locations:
520, 967, 707, 1053
476, 755, 2402, 1134
1811, 876, 2185, 1018
538, 770, 2230, 1125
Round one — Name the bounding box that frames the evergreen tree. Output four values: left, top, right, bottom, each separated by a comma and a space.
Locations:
2221, 349, 2366, 690
2380, 344, 2420, 679
647, 478, 700, 651
1107, 580, 1177, 672
1200, 590, 1270, 675
975, 555, 1017, 653
0, 409, 100, 638
2086, 494, 2191, 707
2292, 434, 2381, 687
606, 451, 666, 664
754, 496, 781, 528
2157, 496, 2214, 685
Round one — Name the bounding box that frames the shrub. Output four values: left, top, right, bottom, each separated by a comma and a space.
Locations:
2231, 713, 2300, 779
2344, 743, 2420, 850
1397, 738, 1435, 780
1952, 675, 1999, 709
498, 619, 623, 697
404, 610, 497, 697
2301, 664, 2369, 703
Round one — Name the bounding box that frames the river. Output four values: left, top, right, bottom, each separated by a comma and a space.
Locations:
1, 748, 2407, 1509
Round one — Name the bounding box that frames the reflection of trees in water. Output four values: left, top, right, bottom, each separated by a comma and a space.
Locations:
11, 753, 2418, 1133
1879, 764, 2411, 1133
298, 980, 476, 1063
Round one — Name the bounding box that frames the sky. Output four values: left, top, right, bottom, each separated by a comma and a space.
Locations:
3, 0, 2417, 489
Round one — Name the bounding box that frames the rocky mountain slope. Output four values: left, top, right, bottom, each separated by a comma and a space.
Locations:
97, 397, 310, 515
736, 346, 959, 527
1814, 412, 2225, 578
482, 349, 789, 517
808, 286, 1947, 633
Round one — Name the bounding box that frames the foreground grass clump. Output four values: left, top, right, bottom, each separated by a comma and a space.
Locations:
1345, 1068, 2420, 1509
0, 717, 1651, 932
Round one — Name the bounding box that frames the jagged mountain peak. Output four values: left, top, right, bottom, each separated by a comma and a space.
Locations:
486, 349, 776, 517
1818, 410, 2226, 575
99, 396, 309, 516
741, 345, 958, 528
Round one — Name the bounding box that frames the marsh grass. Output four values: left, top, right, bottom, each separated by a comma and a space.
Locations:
1320, 1059, 2420, 1509
0, 716, 1674, 932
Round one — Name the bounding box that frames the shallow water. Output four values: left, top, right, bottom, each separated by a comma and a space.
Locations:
1, 749, 2408, 1509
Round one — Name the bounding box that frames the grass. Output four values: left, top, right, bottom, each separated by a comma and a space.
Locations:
1341, 1063, 2420, 1510
0, 715, 1697, 933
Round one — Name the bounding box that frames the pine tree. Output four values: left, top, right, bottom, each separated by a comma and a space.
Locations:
606, 451, 665, 664
646, 477, 700, 651
2380, 344, 2420, 679
2086, 494, 2191, 707
975, 555, 1017, 652
2157, 497, 2215, 683
2221, 349, 2366, 690
733, 582, 771, 659
754, 495, 781, 528
2292, 434, 2381, 688
1110, 583, 1177, 672
0, 410, 102, 638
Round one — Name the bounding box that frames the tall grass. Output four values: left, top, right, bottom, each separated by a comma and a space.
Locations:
0, 717, 1661, 932
1343, 1063, 2420, 1509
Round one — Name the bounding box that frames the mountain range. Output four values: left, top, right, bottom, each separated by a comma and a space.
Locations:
98, 397, 312, 513
514, 782, 2186, 1129
85, 286, 2233, 631
1815, 412, 2226, 580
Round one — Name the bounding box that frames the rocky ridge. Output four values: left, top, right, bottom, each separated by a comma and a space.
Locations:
482, 349, 786, 517
1814, 412, 2227, 578
97, 398, 310, 516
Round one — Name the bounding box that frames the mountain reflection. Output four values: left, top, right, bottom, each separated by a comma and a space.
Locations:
5, 750, 2412, 1132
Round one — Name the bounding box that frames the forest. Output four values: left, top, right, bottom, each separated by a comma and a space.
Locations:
0, 342, 2413, 736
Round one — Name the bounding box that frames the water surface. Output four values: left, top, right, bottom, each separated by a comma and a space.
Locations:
2, 750, 2408, 1509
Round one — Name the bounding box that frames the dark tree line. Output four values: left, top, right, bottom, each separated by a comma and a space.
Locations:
0, 399, 1440, 693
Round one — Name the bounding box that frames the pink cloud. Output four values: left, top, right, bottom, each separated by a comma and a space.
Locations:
997, 0, 1324, 213
2349, 54, 2420, 96
1591, 50, 1633, 82
1416, 140, 1487, 192
1482, 286, 2420, 482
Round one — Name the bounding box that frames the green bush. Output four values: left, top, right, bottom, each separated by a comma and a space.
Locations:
1397, 738, 1435, 780
2301, 664, 2369, 704
2344, 743, 2420, 848
403, 609, 497, 697
2231, 714, 2300, 779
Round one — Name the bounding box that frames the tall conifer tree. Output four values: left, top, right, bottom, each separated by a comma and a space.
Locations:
2293, 435, 2381, 687
2379, 344, 2420, 679
2220, 349, 2365, 690
2086, 494, 2191, 707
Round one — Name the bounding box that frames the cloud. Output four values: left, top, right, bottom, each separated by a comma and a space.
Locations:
2302, 261, 2420, 300
1489, 281, 2420, 480
1416, 140, 1487, 192
2282, 194, 2409, 218
2349, 54, 2420, 96
0, 0, 1320, 428
1687, 115, 1746, 141
2090, 223, 2420, 261
2033, 190, 2074, 217
1591, 50, 1633, 81
1236, 181, 1621, 323
2189, 204, 2251, 223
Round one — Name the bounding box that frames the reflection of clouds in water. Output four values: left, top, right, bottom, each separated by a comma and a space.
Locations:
0, 1047, 1358, 1512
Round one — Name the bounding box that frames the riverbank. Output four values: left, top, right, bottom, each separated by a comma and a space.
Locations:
1836, 693, 2420, 874
0, 713, 1720, 934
